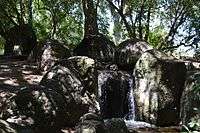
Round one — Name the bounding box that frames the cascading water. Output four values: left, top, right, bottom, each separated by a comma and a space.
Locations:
124, 76, 135, 120
98, 70, 154, 129
97, 70, 135, 120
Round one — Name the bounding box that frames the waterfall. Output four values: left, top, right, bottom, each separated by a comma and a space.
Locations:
124, 76, 135, 120
97, 70, 135, 120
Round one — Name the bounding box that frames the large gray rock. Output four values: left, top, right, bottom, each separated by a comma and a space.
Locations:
74, 34, 116, 63
104, 118, 128, 133
98, 70, 135, 120
67, 56, 96, 93
40, 58, 99, 126
75, 113, 107, 133
115, 39, 152, 70
181, 71, 200, 131
75, 114, 128, 133
134, 49, 186, 126
13, 86, 67, 131
39, 39, 71, 71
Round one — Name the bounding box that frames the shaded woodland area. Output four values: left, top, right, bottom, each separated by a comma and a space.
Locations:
0, 0, 200, 133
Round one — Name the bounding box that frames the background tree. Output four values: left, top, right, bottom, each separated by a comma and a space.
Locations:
0, 0, 36, 56
0, 0, 199, 56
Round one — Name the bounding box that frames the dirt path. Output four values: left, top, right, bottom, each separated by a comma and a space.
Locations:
0, 60, 43, 92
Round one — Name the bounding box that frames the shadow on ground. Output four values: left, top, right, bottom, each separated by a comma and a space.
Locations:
0, 60, 43, 93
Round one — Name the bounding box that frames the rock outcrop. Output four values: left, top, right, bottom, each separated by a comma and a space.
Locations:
75, 113, 128, 133
134, 49, 186, 126
74, 34, 115, 63
98, 70, 135, 120
104, 118, 128, 133
40, 58, 99, 126
67, 56, 96, 93
75, 113, 107, 133
181, 71, 200, 131
11, 86, 67, 131
39, 39, 71, 71
115, 39, 152, 70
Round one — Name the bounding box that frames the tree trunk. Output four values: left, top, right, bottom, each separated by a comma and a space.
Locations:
145, 6, 151, 41
107, 0, 134, 38
82, 0, 99, 36
28, 0, 33, 27
138, 0, 145, 40
4, 39, 14, 56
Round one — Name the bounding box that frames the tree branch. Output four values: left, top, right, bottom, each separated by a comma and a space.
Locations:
106, 0, 134, 38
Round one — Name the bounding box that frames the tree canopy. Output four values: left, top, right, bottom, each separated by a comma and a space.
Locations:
0, 0, 199, 55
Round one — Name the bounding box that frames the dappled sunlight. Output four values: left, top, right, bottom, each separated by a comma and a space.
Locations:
22, 70, 33, 75
23, 74, 43, 85
0, 65, 9, 68
3, 79, 19, 86
0, 61, 43, 91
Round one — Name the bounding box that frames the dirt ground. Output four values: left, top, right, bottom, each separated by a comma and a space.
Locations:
0, 60, 43, 93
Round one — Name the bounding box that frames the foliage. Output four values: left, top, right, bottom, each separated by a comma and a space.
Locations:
33, 0, 83, 46
0, 0, 199, 52
148, 26, 167, 48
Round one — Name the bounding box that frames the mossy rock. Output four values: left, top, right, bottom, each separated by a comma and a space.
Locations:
134, 49, 186, 126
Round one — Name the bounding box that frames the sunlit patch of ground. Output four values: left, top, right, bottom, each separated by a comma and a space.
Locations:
0, 60, 43, 92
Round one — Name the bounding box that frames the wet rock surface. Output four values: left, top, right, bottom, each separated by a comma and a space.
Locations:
115, 39, 152, 70
134, 49, 186, 126
104, 118, 129, 133
75, 114, 129, 133
98, 70, 135, 120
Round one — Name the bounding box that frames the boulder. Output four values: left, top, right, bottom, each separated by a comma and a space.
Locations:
134, 49, 186, 126
74, 34, 115, 63
98, 70, 135, 120
40, 59, 99, 126
104, 118, 128, 133
39, 39, 71, 71
75, 113, 107, 133
115, 39, 152, 70
75, 114, 128, 133
181, 71, 200, 131
13, 86, 67, 131
67, 56, 96, 93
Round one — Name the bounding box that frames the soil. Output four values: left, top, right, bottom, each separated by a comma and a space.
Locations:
0, 59, 43, 93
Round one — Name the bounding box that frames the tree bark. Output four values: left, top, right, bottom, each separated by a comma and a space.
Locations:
82, 0, 99, 36
145, 6, 151, 41
28, 0, 33, 26
138, 0, 146, 40
107, 0, 134, 38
